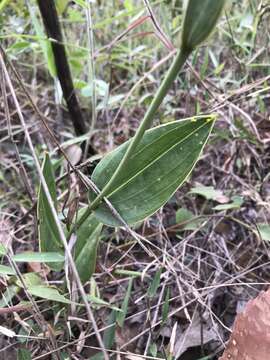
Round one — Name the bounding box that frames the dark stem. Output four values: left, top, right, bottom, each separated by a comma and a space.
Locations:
37, 0, 87, 136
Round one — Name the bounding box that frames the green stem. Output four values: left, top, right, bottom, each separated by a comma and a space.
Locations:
68, 49, 190, 238
92, 49, 189, 205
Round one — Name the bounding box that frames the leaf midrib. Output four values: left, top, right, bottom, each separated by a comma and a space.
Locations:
105, 120, 212, 199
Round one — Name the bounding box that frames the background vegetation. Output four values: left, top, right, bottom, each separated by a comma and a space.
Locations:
0, 0, 269, 359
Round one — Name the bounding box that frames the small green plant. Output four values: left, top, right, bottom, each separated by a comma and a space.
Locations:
36, 0, 227, 284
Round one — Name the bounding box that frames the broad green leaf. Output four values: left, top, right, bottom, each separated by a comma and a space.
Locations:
28, 285, 71, 304
257, 224, 270, 242
12, 252, 64, 263
38, 153, 63, 271
90, 116, 215, 226
117, 278, 133, 327
0, 264, 15, 276
17, 349, 32, 360
74, 209, 103, 284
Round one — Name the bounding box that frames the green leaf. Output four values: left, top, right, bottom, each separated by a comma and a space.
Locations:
87, 295, 121, 312
175, 208, 203, 230
90, 116, 215, 226
28, 285, 71, 304
29, 4, 56, 77
149, 343, 158, 357
90, 311, 117, 359
0, 264, 16, 276
0, 285, 19, 308
7, 41, 30, 54
20, 273, 43, 288
73, 0, 87, 8
89, 354, 103, 360
60, 353, 71, 360
0, 0, 11, 12
81, 79, 109, 98
114, 269, 142, 277
148, 268, 162, 298
74, 209, 103, 284
162, 288, 170, 324
176, 207, 194, 224
213, 196, 243, 211
181, 0, 226, 51
104, 310, 117, 349
12, 252, 64, 263
124, 0, 134, 12
0, 243, 7, 256
55, 0, 68, 14
38, 153, 63, 271
17, 318, 34, 344
189, 185, 223, 200
117, 278, 133, 327
14, 273, 43, 291
257, 224, 270, 242
17, 349, 32, 360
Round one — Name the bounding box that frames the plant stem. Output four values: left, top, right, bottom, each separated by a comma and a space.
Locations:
68, 49, 190, 237
91, 49, 190, 205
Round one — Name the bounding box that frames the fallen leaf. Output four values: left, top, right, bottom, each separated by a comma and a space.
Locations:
174, 315, 217, 358
190, 185, 224, 201
257, 224, 270, 241
64, 144, 82, 168
219, 288, 270, 360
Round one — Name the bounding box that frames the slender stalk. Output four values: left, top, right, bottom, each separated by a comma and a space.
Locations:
83, 0, 97, 159
68, 49, 190, 237
90, 49, 190, 207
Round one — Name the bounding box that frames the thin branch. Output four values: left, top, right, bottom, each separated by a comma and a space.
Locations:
142, 0, 174, 51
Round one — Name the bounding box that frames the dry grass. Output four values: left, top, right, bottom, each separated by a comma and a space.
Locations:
0, 1, 270, 359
